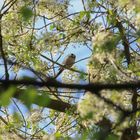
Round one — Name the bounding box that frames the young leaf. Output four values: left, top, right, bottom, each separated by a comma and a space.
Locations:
20, 6, 33, 21
20, 87, 37, 109
0, 86, 16, 106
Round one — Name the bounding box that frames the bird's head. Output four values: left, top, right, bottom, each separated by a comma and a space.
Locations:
70, 53, 76, 59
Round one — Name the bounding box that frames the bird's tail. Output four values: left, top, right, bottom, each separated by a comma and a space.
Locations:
54, 68, 64, 79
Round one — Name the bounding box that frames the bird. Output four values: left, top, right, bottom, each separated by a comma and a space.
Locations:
54, 53, 76, 78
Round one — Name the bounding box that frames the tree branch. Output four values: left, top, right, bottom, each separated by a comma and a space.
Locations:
116, 20, 131, 65
0, 17, 9, 80
14, 88, 72, 112
0, 79, 140, 91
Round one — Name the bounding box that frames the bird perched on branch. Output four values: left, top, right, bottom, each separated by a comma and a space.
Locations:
54, 53, 76, 78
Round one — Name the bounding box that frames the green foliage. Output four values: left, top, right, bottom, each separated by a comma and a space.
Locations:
20, 87, 37, 109
107, 10, 117, 26
107, 135, 119, 140
20, 6, 33, 21
1, 0, 140, 139
93, 33, 120, 53
78, 71, 87, 80
59, 33, 66, 39
55, 132, 62, 138
79, 11, 91, 20
82, 112, 93, 120
49, 23, 56, 31
35, 93, 51, 106
0, 86, 16, 106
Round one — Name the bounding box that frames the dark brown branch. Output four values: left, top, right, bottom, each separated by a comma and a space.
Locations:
1, 79, 140, 113
0, 79, 140, 112
32, 97, 72, 112
0, 17, 9, 80
0, 79, 140, 91
116, 20, 131, 65
14, 89, 72, 112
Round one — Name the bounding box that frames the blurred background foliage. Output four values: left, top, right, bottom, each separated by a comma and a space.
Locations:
0, 0, 140, 139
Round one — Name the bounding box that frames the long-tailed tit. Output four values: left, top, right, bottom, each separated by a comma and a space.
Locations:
55, 53, 76, 78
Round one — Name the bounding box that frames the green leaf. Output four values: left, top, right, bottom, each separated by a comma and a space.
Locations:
79, 11, 86, 19
106, 134, 119, 140
20, 87, 37, 109
135, 5, 140, 13
79, 71, 87, 80
20, 6, 33, 21
81, 132, 88, 140
82, 112, 93, 120
79, 11, 90, 20
136, 29, 140, 37
136, 111, 140, 117
13, 112, 22, 127
26, 121, 31, 129
0, 86, 16, 106
55, 132, 61, 138
35, 94, 51, 106
96, 35, 120, 53
59, 33, 65, 39
49, 23, 55, 31
107, 10, 117, 26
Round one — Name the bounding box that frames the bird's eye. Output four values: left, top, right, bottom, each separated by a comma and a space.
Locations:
71, 53, 75, 58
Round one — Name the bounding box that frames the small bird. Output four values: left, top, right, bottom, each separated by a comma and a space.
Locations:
54, 53, 76, 78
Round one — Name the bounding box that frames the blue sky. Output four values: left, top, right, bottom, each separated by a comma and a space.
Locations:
0, 1, 3, 8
